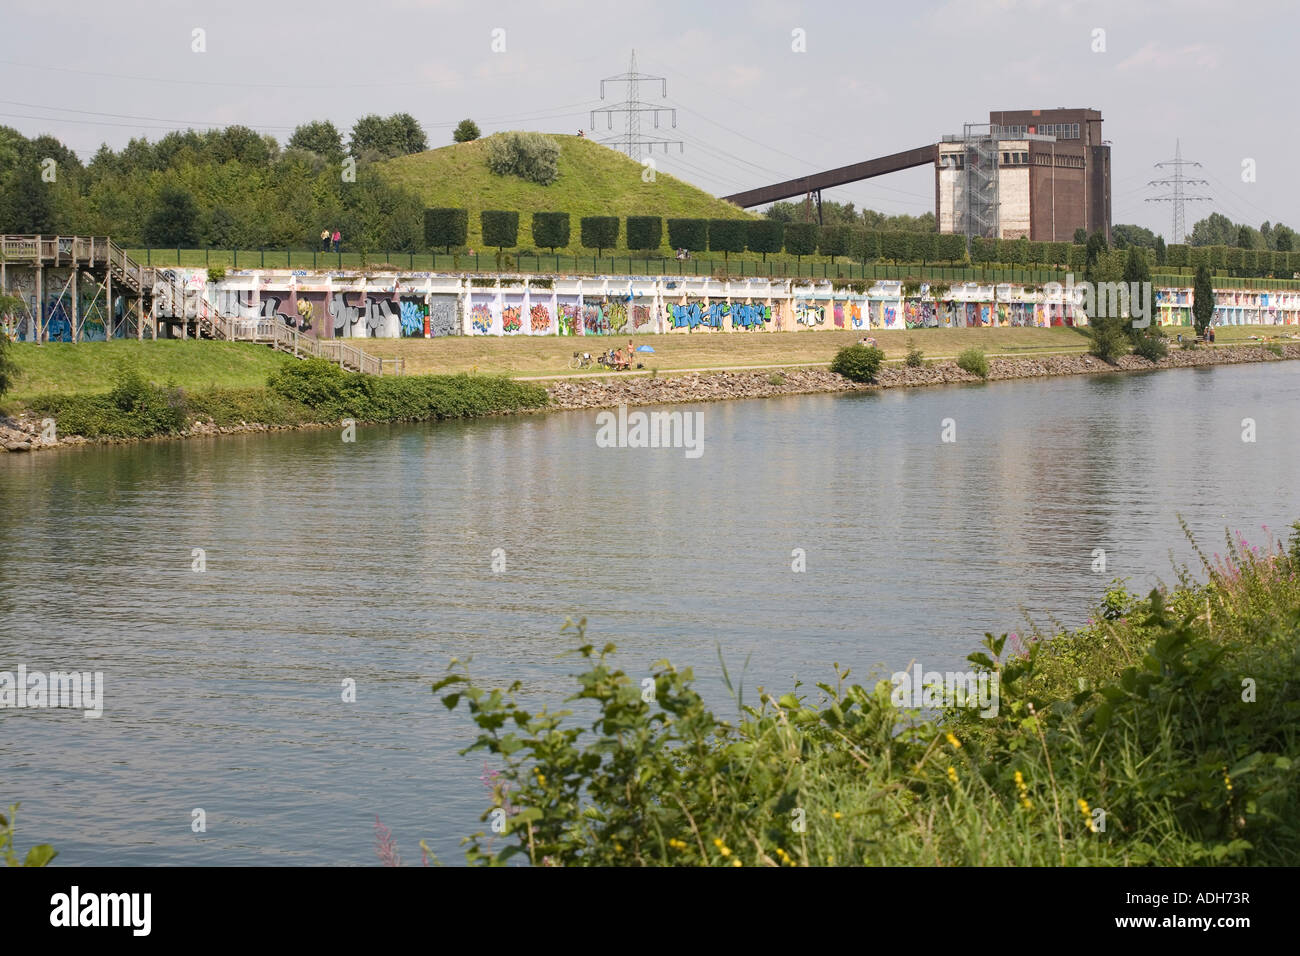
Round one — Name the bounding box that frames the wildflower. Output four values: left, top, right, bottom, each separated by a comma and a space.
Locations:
668, 838, 688, 850
713, 837, 732, 858
1223, 770, 1233, 792
614, 843, 623, 852
832, 811, 842, 820
1014, 770, 1032, 810
947, 765, 959, 784
945, 732, 962, 749
826, 855, 834, 865
732, 859, 742, 867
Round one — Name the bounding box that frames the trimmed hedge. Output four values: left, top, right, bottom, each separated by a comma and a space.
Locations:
666, 218, 708, 252
481, 210, 519, 250
626, 215, 663, 252
424, 208, 468, 252
580, 216, 620, 256
531, 211, 570, 252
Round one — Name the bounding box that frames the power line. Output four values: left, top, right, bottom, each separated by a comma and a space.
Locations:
1146, 139, 1210, 243
590, 51, 682, 164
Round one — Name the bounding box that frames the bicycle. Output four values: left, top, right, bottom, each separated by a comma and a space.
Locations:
568, 351, 594, 369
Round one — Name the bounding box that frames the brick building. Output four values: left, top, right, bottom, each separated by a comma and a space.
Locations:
937, 108, 1110, 243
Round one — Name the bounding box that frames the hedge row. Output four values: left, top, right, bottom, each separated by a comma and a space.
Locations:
423, 208, 1300, 278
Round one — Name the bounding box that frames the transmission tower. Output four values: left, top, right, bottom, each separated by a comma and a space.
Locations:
590, 50, 683, 164
1146, 139, 1210, 243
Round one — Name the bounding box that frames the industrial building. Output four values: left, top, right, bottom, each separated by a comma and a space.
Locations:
722, 107, 1112, 245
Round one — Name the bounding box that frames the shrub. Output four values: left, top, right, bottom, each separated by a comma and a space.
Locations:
818, 224, 852, 259
579, 216, 619, 257
1266, 343, 1284, 357
205, 266, 226, 283
829, 344, 884, 383
766, 371, 786, 386
956, 347, 989, 379
530, 212, 570, 252
1131, 331, 1169, 362
484, 131, 560, 185
31, 366, 187, 438
626, 216, 662, 253
1088, 315, 1130, 363
905, 340, 924, 367
0, 324, 18, 398
437, 520, 1300, 867
425, 208, 469, 252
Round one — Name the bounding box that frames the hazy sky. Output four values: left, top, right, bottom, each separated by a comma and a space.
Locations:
2, 0, 1293, 239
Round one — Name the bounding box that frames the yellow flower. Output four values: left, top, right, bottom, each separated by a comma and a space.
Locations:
832, 811, 842, 820
1077, 798, 1090, 816
947, 765, 959, 784
946, 732, 962, 749
826, 855, 834, 865
668, 838, 687, 850
614, 843, 623, 852
732, 858, 742, 867
1014, 770, 1032, 809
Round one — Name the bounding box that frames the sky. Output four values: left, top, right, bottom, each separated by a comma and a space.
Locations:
1, 0, 1293, 240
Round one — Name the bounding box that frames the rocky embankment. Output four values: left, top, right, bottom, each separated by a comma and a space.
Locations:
4, 343, 1298, 452
545, 343, 1300, 410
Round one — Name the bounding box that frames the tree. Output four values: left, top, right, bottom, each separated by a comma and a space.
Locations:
1073, 228, 1088, 245
1154, 235, 1167, 265
349, 113, 427, 159
851, 229, 880, 264
880, 231, 911, 263
817, 224, 851, 260
707, 219, 746, 262
453, 119, 481, 144
1122, 246, 1152, 338
784, 222, 818, 262
425, 208, 468, 252
1237, 225, 1254, 249
1111, 223, 1158, 249
1189, 212, 1236, 247
288, 121, 344, 161
144, 185, 199, 246
745, 219, 783, 261
1275, 226, 1295, 252
666, 218, 708, 253
1084, 231, 1109, 282
0, 157, 55, 233
481, 210, 519, 255
626, 216, 662, 252
580, 216, 619, 257
531, 211, 570, 252
1192, 264, 1215, 336
387, 113, 428, 155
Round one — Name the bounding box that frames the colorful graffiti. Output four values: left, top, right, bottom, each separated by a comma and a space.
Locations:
670, 301, 727, 330
502, 305, 523, 333
583, 303, 608, 335
633, 303, 654, 331
558, 302, 579, 336
399, 298, 427, 336
730, 303, 770, 329
530, 303, 551, 333
795, 302, 824, 326
848, 302, 864, 329
470, 303, 493, 334
604, 300, 628, 333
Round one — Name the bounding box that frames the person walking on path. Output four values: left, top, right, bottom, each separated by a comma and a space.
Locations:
321, 229, 330, 251
332, 229, 341, 252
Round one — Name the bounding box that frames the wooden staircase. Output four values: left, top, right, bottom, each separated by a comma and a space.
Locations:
2, 235, 396, 374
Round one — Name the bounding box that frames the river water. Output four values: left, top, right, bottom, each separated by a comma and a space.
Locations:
2, 362, 1297, 865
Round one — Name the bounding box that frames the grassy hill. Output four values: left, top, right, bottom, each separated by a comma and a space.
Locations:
378, 134, 755, 255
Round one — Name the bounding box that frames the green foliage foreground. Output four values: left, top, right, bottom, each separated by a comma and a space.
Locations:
437, 521, 1300, 866
27, 358, 549, 438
